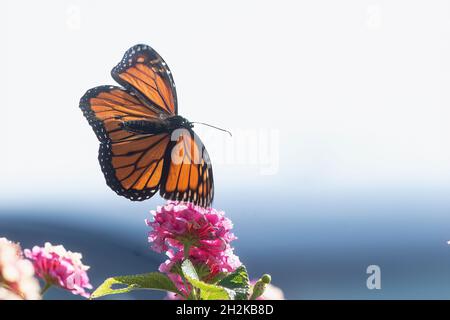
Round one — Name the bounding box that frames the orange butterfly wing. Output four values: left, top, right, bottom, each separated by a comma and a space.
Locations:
161, 129, 214, 207
80, 85, 169, 200
111, 44, 178, 116
80, 45, 215, 207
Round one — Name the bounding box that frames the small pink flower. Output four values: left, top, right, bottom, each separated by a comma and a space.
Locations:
24, 243, 92, 298
158, 250, 188, 297
146, 201, 237, 254
0, 237, 40, 300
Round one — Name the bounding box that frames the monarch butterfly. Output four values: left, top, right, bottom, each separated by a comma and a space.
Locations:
80, 44, 214, 207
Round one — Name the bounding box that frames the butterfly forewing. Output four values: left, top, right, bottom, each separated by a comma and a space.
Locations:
111, 44, 178, 116
80, 85, 169, 200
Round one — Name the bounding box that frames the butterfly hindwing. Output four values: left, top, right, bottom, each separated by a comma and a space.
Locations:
80, 85, 169, 200
111, 44, 178, 116
160, 129, 214, 207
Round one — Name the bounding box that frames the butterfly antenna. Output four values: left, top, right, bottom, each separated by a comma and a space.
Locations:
191, 122, 232, 137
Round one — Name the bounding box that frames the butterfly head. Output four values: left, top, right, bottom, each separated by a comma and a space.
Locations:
166, 115, 194, 130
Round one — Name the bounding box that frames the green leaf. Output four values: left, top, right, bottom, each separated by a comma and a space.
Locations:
181, 259, 235, 300
90, 272, 181, 299
218, 265, 250, 300
208, 272, 227, 284
195, 280, 236, 300
181, 259, 200, 281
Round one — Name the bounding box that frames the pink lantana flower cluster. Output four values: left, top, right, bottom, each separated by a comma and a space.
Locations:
146, 201, 241, 297
1, 237, 92, 300
0, 238, 41, 300
24, 242, 92, 298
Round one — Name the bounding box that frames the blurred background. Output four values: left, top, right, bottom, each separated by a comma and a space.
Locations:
2, 0, 450, 299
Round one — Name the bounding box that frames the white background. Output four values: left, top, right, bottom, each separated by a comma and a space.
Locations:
2, 0, 450, 202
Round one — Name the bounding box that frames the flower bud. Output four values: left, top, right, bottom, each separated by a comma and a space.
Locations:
261, 274, 271, 284
250, 274, 272, 300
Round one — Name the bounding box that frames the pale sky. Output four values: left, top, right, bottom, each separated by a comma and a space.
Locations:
2, 0, 450, 201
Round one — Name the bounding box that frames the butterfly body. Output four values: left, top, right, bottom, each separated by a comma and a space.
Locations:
80, 45, 214, 207
164, 115, 194, 131
121, 116, 193, 136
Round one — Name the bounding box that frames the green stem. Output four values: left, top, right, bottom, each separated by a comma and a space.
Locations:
195, 288, 200, 300
41, 282, 52, 296
184, 243, 191, 260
